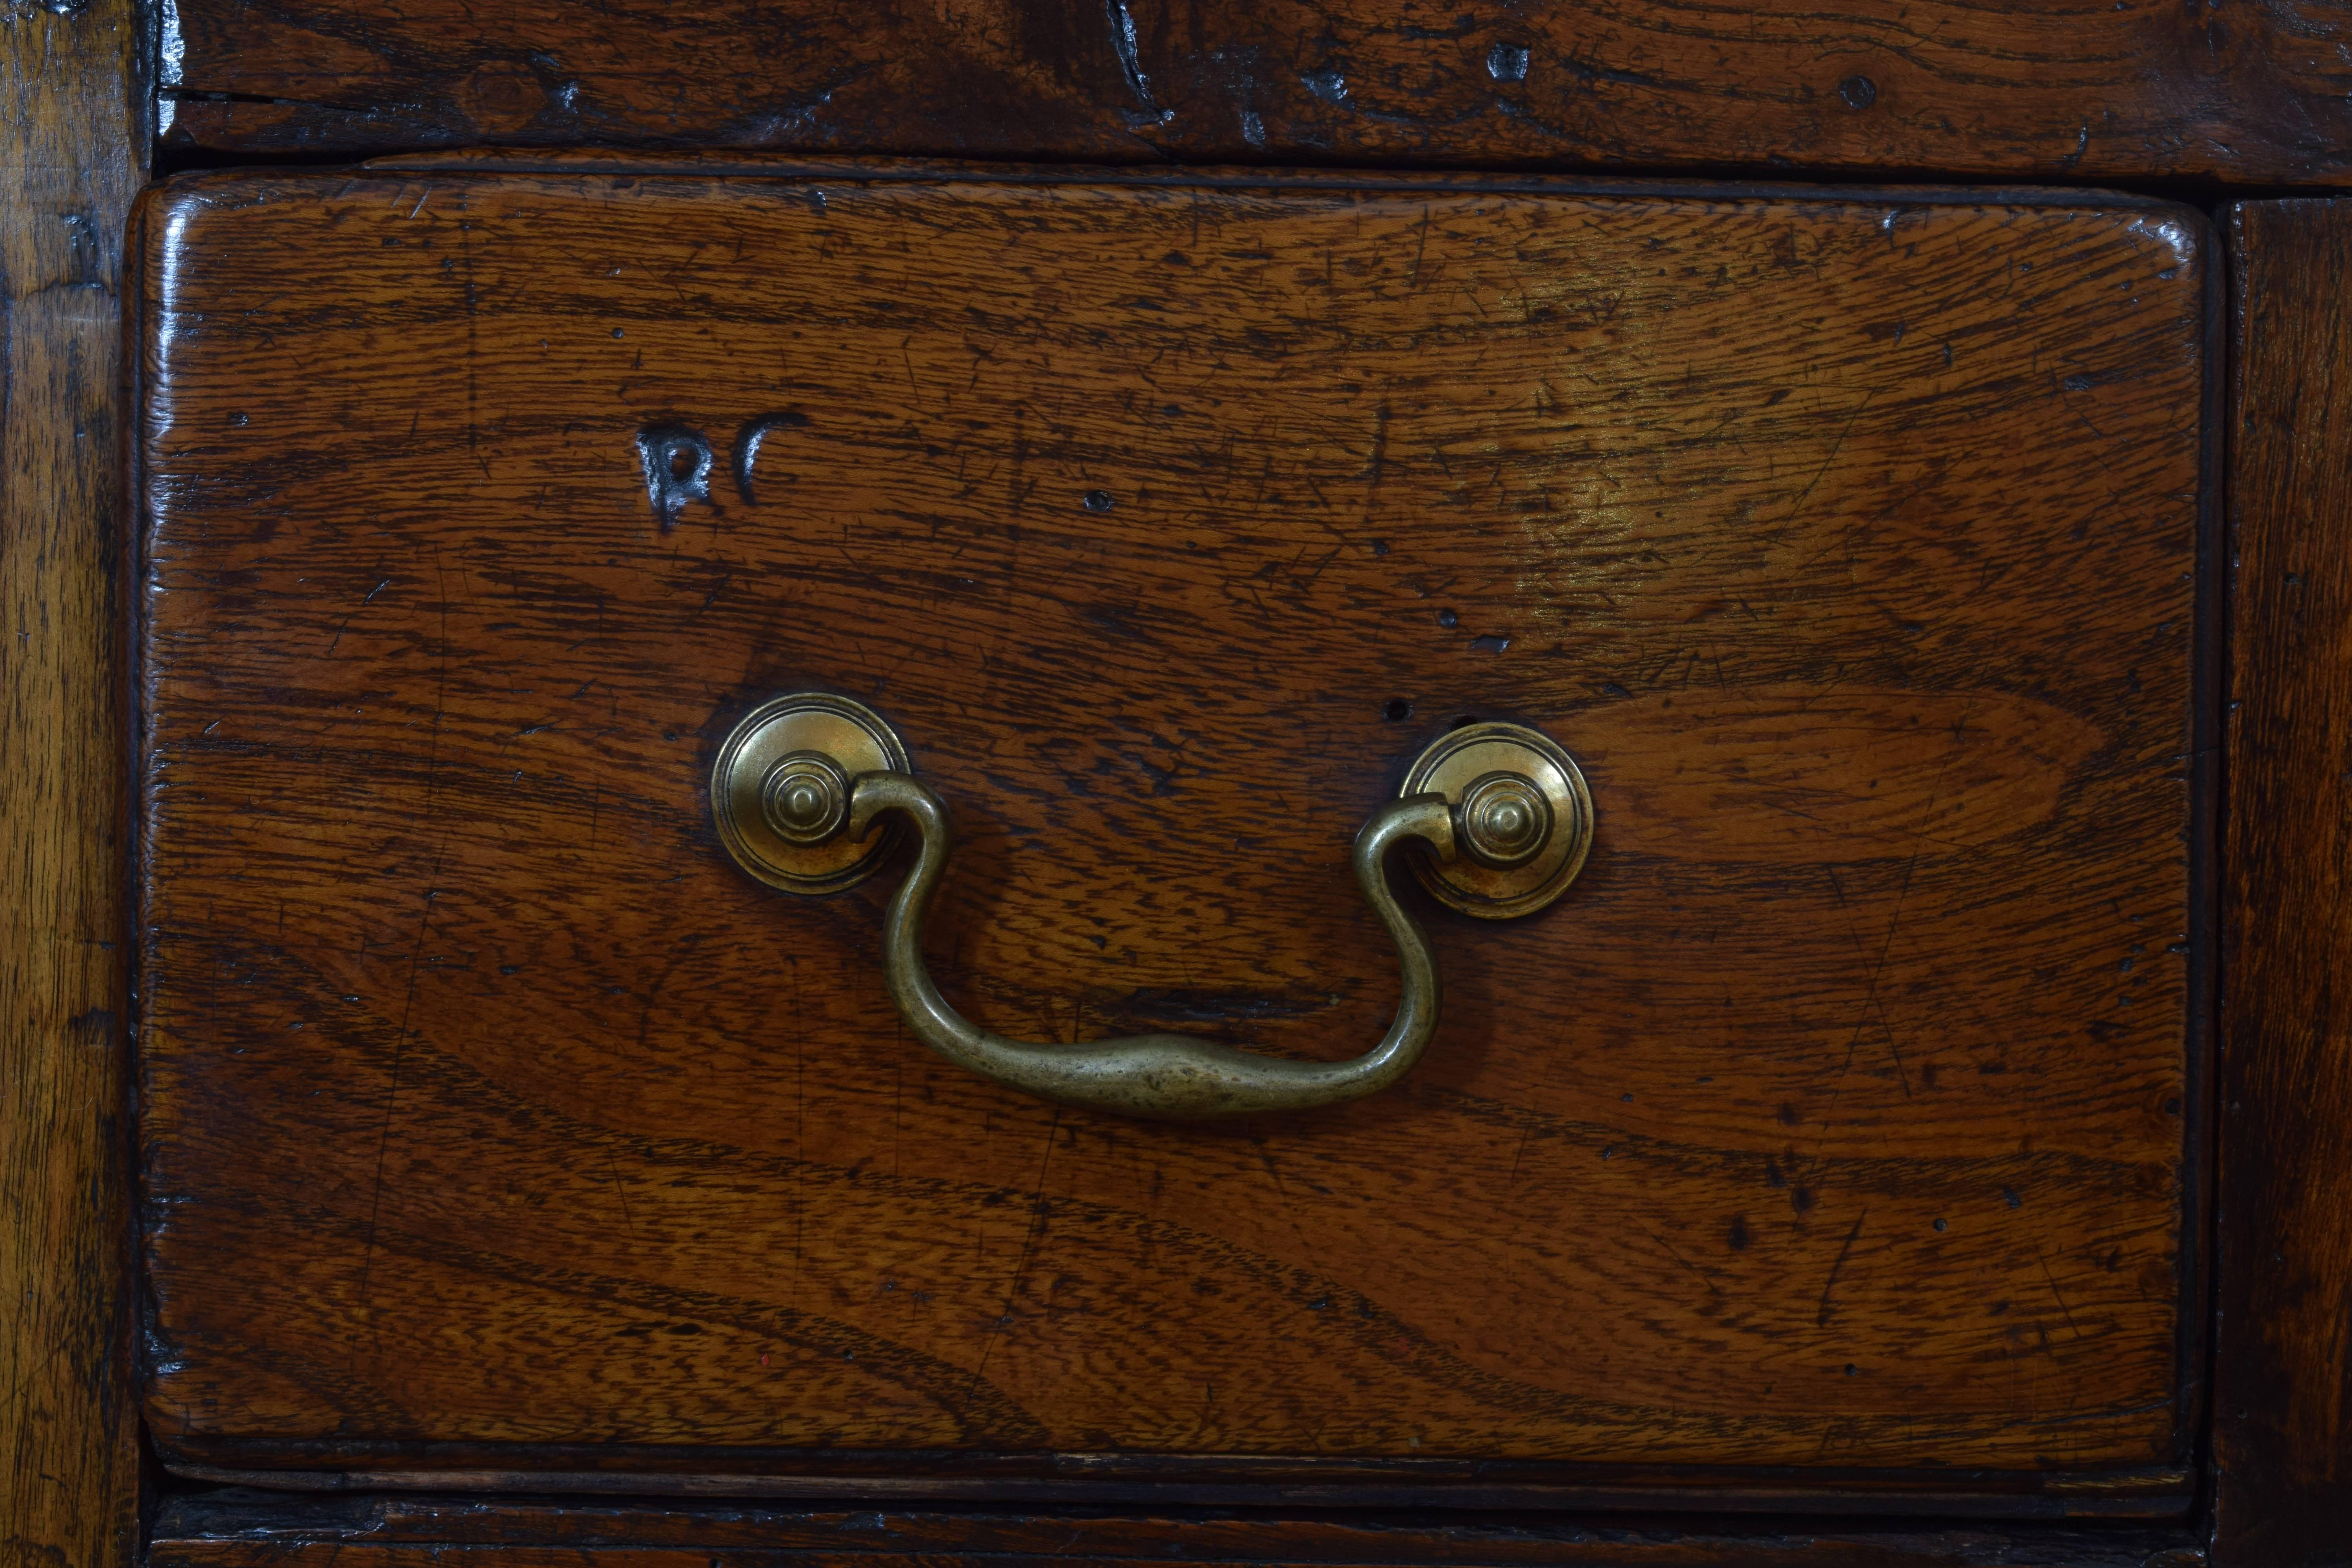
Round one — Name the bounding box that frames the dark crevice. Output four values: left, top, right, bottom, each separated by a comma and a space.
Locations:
162, 87, 314, 104
148, 123, 2310, 207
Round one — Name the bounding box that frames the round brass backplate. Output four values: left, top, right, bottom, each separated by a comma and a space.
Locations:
712, 692, 910, 893
1400, 720, 1593, 919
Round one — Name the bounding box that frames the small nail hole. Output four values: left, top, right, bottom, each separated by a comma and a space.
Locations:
1383, 697, 1414, 722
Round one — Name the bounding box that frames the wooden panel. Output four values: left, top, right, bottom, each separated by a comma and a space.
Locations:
2212, 200, 2352, 1566
0, 0, 144, 1558
155, 0, 2352, 185
135, 168, 2210, 1492
146, 1494, 2211, 1568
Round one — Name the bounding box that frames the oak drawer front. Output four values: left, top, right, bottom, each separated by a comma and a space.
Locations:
133, 168, 2209, 1505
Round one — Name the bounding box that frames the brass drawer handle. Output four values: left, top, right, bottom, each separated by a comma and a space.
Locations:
713, 694, 1591, 1121
851, 770, 1452, 1120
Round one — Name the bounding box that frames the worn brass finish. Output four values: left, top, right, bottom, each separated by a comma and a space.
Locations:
846, 771, 1459, 1120
716, 695, 1591, 1117
1401, 722, 1593, 918
760, 750, 852, 845
1456, 771, 1553, 869
711, 693, 909, 892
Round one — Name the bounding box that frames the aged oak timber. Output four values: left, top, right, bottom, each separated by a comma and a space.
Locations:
132, 165, 2212, 1506
2211, 200, 2352, 1568
154, 0, 2352, 186
0, 0, 144, 1558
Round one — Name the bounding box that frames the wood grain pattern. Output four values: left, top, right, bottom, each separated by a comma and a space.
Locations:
0, 0, 144, 1560
154, 0, 2352, 186
135, 167, 2211, 1494
2211, 200, 2352, 1567
145, 1493, 2212, 1568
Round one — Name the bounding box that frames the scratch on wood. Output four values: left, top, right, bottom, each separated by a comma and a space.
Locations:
1817, 1211, 1868, 1328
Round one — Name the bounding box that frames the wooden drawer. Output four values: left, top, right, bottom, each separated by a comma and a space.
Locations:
132, 163, 2212, 1515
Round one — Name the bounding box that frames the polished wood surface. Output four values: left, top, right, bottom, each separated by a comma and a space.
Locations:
2212, 200, 2352, 1567
135, 167, 2209, 1493
147, 1493, 2211, 1568
0, 0, 144, 1557
156, 0, 2352, 185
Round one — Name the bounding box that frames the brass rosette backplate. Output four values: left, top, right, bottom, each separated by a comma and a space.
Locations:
1400, 720, 1593, 919
711, 692, 910, 893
